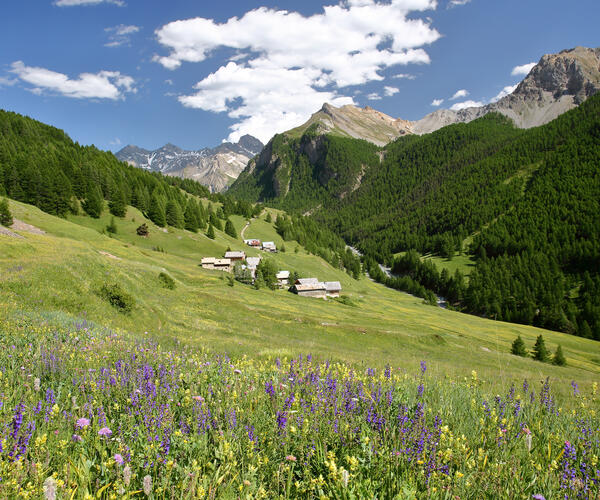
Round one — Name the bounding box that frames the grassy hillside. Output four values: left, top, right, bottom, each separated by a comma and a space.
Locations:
1, 199, 599, 498
2, 199, 598, 396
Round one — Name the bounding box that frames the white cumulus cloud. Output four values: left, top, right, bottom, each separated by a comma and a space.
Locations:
447, 0, 470, 7
450, 99, 483, 111
393, 73, 416, 80
384, 86, 400, 96
367, 93, 382, 101
105, 24, 140, 47
155, 0, 441, 143
54, 0, 125, 6
450, 89, 469, 100
10, 61, 136, 100
511, 62, 536, 76
431, 98, 443, 106
490, 84, 517, 103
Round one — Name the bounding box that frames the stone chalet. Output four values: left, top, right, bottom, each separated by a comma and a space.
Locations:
201, 257, 232, 273
289, 278, 327, 299
224, 251, 246, 261
324, 281, 342, 298
262, 241, 277, 252
276, 270, 290, 287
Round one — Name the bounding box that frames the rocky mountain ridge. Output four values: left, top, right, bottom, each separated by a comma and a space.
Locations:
412, 46, 600, 134
116, 135, 263, 193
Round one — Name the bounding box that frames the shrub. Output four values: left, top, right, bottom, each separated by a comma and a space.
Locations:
158, 272, 176, 290
136, 223, 149, 237
511, 335, 528, 357
0, 198, 13, 227
99, 283, 135, 313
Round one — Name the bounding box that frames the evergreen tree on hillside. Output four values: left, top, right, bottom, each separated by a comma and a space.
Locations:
552, 345, 566, 366
54, 172, 73, 217
0, 198, 13, 227
209, 212, 222, 231
532, 335, 549, 362
225, 218, 237, 239
109, 186, 127, 218
206, 223, 215, 240
184, 203, 199, 232
0, 164, 5, 196
148, 193, 166, 227
106, 216, 117, 234
82, 185, 104, 218
257, 259, 279, 290
166, 199, 184, 228
510, 335, 528, 357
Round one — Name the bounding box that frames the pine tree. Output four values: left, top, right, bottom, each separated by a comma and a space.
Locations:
106, 216, 117, 234
510, 335, 527, 357
206, 223, 215, 240
184, 203, 199, 232
109, 186, 127, 217
0, 198, 13, 227
166, 199, 184, 228
225, 218, 237, 238
148, 193, 167, 227
54, 172, 72, 217
83, 185, 104, 218
265, 212, 272, 223
552, 345, 566, 366
579, 320, 593, 339
209, 212, 222, 231
532, 335, 549, 362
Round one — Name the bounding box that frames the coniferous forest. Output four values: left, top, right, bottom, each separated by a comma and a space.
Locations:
230, 95, 600, 339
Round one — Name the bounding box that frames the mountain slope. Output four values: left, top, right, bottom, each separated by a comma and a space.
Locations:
230, 93, 600, 339
116, 135, 263, 193
413, 46, 600, 134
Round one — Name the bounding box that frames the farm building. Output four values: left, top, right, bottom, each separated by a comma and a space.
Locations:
224, 251, 246, 261
244, 239, 261, 248
201, 257, 232, 272
200, 257, 216, 270
276, 270, 290, 287
289, 278, 327, 299
213, 259, 233, 273
324, 281, 342, 298
262, 241, 277, 252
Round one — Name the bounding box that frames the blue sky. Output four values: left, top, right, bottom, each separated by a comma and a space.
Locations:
1, 0, 598, 151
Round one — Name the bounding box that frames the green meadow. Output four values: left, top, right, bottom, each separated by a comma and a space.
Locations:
1, 199, 598, 401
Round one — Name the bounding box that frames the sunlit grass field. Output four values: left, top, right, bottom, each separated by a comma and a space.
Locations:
1, 199, 599, 498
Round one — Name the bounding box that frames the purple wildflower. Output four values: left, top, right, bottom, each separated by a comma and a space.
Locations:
76, 417, 90, 429
420, 361, 427, 374
114, 454, 124, 466
98, 427, 112, 438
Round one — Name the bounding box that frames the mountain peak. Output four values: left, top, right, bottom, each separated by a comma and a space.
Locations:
413, 45, 600, 134
292, 102, 411, 146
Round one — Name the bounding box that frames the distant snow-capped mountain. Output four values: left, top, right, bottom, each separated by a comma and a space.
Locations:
116, 135, 263, 193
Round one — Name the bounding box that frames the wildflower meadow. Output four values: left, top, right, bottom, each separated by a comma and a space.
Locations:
0, 312, 598, 499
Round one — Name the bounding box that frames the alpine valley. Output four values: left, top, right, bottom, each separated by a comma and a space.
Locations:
229, 46, 600, 339
0, 39, 600, 499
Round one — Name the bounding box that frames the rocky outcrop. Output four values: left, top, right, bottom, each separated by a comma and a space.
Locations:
413, 46, 600, 134
116, 135, 263, 193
